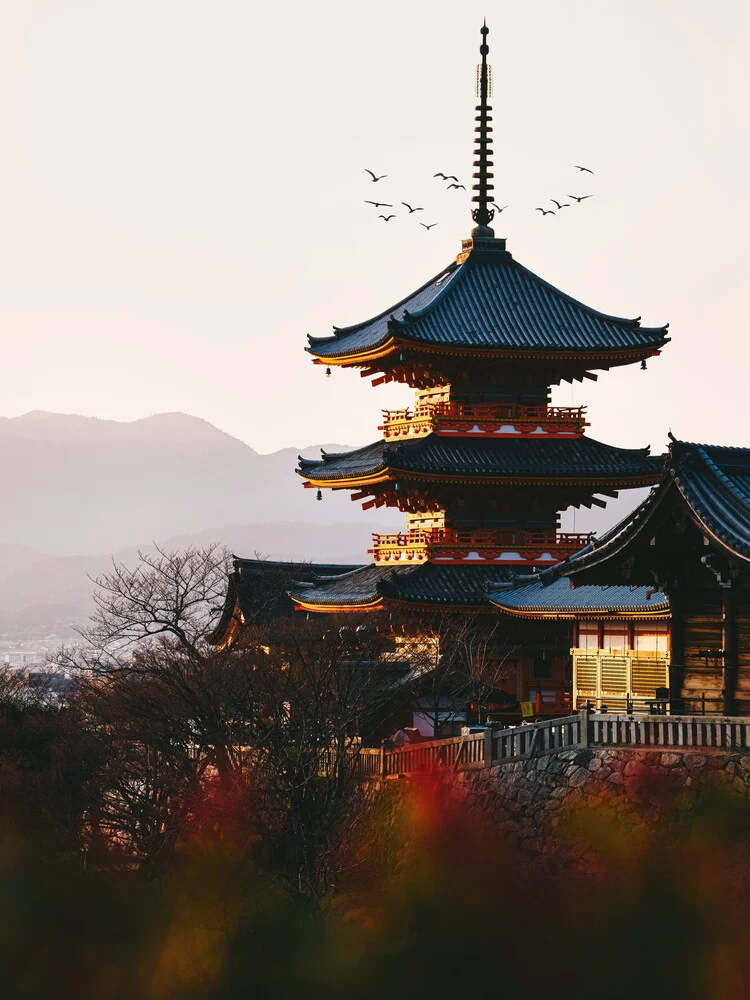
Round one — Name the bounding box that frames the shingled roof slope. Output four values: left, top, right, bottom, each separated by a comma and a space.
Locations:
670, 441, 750, 561
490, 578, 669, 616
289, 562, 517, 609
307, 252, 669, 360
298, 435, 661, 484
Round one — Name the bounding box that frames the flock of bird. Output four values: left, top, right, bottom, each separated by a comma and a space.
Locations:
534, 165, 595, 217
362, 168, 458, 229
362, 163, 595, 227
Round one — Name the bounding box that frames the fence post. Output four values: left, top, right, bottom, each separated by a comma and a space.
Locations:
579, 704, 591, 748
483, 727, 494, 768
379, 743, 386, 778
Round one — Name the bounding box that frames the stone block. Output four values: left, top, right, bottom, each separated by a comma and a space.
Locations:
684, 755, 707, 770
732, 776, 748, 796
661, 753, 682, 768
587, 757, 603, 771
624, 760, 649, 776
707, 755, 729, 769
568, 767, 589, 788
607, 772, 625, 786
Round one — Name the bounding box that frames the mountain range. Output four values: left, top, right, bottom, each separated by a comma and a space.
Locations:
0, 411, 647, 640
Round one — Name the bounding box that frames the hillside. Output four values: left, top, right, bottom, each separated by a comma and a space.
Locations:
0, 411, 399, 556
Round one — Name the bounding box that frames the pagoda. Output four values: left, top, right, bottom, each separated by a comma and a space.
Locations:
290, 23, 669, 617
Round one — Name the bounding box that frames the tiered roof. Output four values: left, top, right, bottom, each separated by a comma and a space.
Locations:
298, 435, 661, 487
307, 246, 669, 368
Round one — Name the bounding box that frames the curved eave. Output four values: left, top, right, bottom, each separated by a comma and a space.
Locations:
206, 574, 243, 646
489, 599, 670, 620
309, 337, 668, 368
671, 475, 750, 566
301, 468, 660, 490
290, 594, 385, 613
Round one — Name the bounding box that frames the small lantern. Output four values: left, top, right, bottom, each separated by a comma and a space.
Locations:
316, 489, 323, 501
641, 359, 647, 370
325, 367, 332, 378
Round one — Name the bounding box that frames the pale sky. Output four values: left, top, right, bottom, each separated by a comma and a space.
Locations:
2, 0, 749, 455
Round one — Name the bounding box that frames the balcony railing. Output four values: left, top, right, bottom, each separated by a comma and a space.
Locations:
379, 402, 589, 441
369, 528, 594, 565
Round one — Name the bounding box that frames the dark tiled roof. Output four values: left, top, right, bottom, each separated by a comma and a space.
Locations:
671, 442, 750, 561
547, 439, 750, 578
208, 559, 360, 640
290, 562, 517, 609
308, 249, 668, 360
490, 578, 669, 615
298, 435, 661, 484
379, 563, 515, 606
290, 564, 403, 607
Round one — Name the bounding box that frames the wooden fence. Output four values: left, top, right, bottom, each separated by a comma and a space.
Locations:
350, 708, 750, 778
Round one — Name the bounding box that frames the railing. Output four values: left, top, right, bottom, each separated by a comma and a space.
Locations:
589, 713, 750, 750
490, 715, 583, 761
370, 528, 594, 565
384, 733, 486, 775
349, 708, 750, 778
380, 402, 589, 441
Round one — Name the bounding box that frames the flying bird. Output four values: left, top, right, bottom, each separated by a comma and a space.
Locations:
365, 200, 393, 208
490, 203, 509, 212
568, 194, 593, 203
433, 172, 448, 179
574, 165, 594, 174
447, 183, 466, 190
535, 207, 555, 216
551, 199, 570, 210
420, 223, 438, 230
443, 175, 459, 182
401, 202, 424, 213
378, 214, 396, 222
365, 169, 387, 182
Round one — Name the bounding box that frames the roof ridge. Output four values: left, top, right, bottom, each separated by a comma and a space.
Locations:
506, 256, 669, 334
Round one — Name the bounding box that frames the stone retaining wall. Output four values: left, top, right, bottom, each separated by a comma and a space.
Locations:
451, 747, 750, 859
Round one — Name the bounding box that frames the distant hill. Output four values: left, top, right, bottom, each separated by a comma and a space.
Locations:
0, 411, 399, 556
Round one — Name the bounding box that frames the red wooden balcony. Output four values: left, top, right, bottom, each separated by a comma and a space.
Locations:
369, 528, 594, 565
379, 402, 589, 441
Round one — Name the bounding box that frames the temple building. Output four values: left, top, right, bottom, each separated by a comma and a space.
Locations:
489, 577, 670, 713
211, 24, 672, 723
543, 439, 750, 715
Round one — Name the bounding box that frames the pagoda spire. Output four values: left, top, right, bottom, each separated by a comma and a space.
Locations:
471, 21, 495, 237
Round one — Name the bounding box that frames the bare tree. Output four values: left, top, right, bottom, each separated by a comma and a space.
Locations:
67, 547, 398, 898
401, 613, 517, 736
